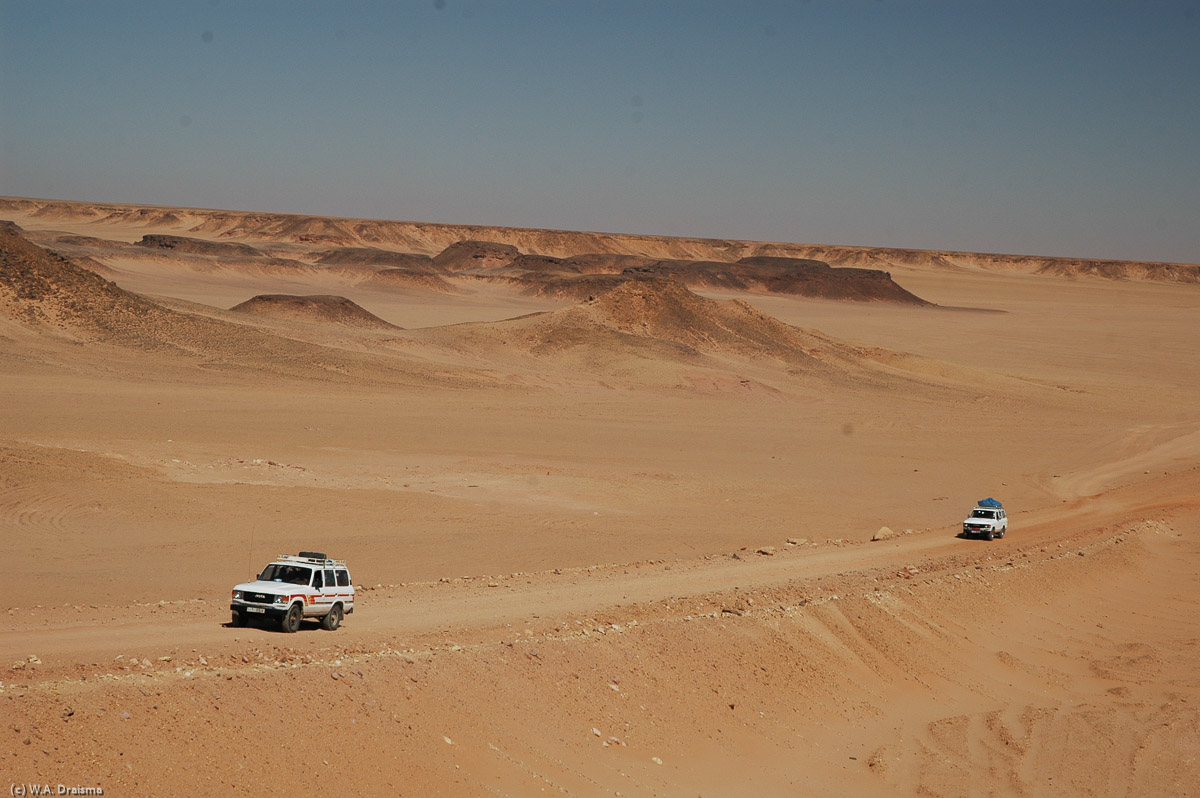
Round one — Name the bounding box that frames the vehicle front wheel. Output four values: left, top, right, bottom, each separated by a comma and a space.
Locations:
321, 604, 343, 631
231, 610, 246, 627
985, 529, 995, 541
281, 603, 303, 633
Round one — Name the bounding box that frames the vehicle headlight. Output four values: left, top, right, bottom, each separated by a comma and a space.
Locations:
232, 590, 243, 600
275, 595, 287, 604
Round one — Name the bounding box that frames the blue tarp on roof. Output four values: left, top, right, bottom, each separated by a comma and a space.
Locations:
977, 497, 1003, 508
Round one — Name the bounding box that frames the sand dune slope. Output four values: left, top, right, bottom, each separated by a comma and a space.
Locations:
2, 475, 1197, 797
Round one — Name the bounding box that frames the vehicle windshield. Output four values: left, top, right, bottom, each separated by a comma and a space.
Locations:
258, 564, 313, 585
971, 509, 996, 519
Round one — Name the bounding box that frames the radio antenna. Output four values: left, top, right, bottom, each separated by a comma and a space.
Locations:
247, 523, 256, 580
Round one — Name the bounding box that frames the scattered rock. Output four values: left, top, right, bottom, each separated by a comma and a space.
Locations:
872, 526, 897, 541
756, 546, 776, 556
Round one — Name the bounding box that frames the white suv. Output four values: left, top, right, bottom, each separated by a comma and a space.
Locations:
230, 552, 355, 632
962, 501, 1008, 541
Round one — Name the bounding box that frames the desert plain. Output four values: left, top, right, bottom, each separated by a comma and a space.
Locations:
1, 196, 1198, 796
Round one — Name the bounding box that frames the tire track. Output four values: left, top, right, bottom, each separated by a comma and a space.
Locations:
0, 483, 99, 533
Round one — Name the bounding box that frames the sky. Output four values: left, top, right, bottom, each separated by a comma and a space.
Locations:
2, 1, 1198, 262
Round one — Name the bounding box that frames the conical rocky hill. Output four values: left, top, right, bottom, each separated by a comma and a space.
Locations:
0, 220, 160, 338
555, 278, 838, 363
412, 277, 860, 374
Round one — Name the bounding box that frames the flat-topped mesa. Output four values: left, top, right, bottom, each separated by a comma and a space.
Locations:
230, 294, 401, 330
432, 240, 521, 272
135, 234, 262, 257
1033, 259, 1200, 282
427, 238, 934, 304
505, 253, 577, 274
611, 256, 932, 304
736, 256, 931, 303
562, 253, 658, 274
313, 247, 435, 271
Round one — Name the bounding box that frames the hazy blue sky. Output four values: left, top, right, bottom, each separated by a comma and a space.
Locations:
2, 1, 1197, 262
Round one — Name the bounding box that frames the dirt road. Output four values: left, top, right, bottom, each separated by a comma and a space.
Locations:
6, 466, 1188, 673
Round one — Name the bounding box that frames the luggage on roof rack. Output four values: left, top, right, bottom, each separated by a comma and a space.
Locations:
976, 497, 1003, 509
275, 553, 345, 567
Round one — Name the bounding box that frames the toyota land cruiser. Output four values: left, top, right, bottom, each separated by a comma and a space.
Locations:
230, 552, 354, 632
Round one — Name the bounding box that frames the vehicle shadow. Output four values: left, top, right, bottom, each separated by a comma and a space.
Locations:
221, 620, 326, 633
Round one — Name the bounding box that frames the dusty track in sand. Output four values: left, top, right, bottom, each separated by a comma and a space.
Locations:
4, 471, 1197, 798
5, 461, 1196, 678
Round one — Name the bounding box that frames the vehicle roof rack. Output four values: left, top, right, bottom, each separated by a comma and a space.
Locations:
275, 553, 346, 567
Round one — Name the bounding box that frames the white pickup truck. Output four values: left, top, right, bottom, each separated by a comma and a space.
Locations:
230, 552, 355, 632
962, 500, 1008, 541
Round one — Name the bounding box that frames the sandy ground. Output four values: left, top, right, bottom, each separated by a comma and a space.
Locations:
2, 202, 1198, 796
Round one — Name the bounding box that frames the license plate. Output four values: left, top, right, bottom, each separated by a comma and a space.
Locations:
246, 607, 265, 614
